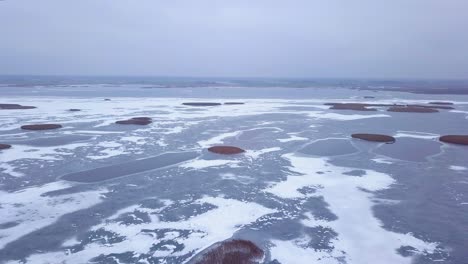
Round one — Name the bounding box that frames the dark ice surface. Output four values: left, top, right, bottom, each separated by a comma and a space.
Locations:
61, 152, 199, 183
375, 138, 443, 162
298, 138, 359, 157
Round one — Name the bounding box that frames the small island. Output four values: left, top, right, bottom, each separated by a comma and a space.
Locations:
0, 143, 12, 150
352, 133, 396, 143
387, 106, 439, 113
208, 146, 245, 154
0, 103, 36, 110
182, 102, 222, 106
116, 117, 152, 125
191, 240, 263, 264
21, 124, 63, 130
429, 101, 454, 105
224, 102, 245, 105
439, 135, 468, 145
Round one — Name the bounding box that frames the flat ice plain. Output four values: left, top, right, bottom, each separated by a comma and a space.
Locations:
0, 84, 468, 264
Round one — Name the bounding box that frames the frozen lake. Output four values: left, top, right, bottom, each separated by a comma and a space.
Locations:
1, 83, 468, 264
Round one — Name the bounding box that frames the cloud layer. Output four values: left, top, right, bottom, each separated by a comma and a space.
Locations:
1, 0, 467, 78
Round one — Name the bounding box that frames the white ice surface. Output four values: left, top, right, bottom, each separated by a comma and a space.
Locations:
119, 136, 146, 145
307, 112, 390, 121
197, 131, 242, 148
372, 158, 393, 164
0, 143, 90, 163
394, 131, 439, 139
278, 135, 308, 143
87, 148, 128, 160
0, 163, 24, 177
450, 165, 467, 171
180, 159, 241, 169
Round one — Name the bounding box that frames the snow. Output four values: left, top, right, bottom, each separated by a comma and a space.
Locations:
0, 182, 106, 249
14, 197, 275, 264
180, 159, 241, 169
394, 131, 439, 139
278, 135, 308, 143
245, 147, 281, 159
197, 131, 242, 148
450, 165, 467, 171
267, 153, 438, 264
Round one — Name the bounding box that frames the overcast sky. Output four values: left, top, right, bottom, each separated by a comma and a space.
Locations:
0, 0, 467, 79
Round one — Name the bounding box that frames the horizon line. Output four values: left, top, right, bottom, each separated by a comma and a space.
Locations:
1, 74, 468, 82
